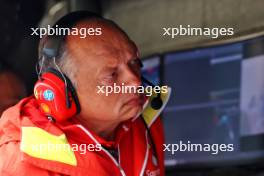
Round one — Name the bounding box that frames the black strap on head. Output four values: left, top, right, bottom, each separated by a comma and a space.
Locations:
42, 11, 102, 58
39, 11, 102, 113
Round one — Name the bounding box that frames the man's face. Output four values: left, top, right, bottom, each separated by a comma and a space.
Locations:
67, 21, 143, 124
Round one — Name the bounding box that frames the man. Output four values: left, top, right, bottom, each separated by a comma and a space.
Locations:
0, 69, 26, 116
0, 11, 168, 176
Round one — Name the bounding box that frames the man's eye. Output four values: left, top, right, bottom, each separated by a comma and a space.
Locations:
111, 71, 117, 77
102, 72, 117, 85
131, 58, 143, 68
106, 72, 117, 79
128, 59, 142, 78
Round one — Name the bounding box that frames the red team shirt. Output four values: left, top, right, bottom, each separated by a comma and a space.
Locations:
0, 97, 165, 176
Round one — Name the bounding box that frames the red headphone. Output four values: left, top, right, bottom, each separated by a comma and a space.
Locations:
34, 68, 80, 122
33, 11, 99, 122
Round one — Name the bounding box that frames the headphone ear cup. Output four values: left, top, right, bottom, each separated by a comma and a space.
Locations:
34, 71, 79, 122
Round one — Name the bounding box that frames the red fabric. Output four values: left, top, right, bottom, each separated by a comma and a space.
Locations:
0, 97, 165, 176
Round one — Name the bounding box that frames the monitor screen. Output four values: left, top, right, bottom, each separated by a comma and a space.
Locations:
240, 54, 264, 152
161, 36, 264, 168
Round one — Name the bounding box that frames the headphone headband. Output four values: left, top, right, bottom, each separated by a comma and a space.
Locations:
42, 11, 102, 59
35, 11, 102, 122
